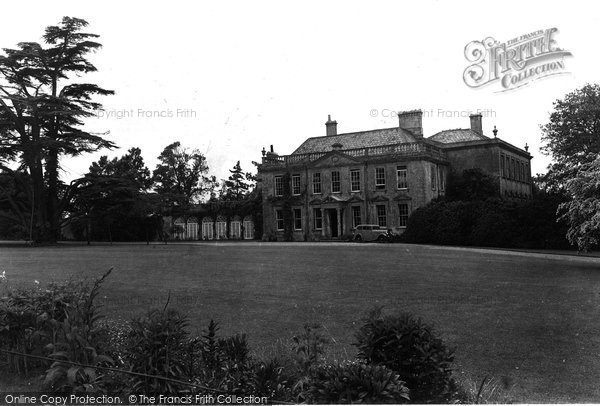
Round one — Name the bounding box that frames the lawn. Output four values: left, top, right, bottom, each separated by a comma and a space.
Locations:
1, 242, 599, 402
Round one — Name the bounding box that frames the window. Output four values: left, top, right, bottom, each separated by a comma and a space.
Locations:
505, 156, 510, 178
431, 164, 437, 190
375, 167, 386, 189
313, 173, 322, 194
216, 221, 227, 239
398, 203, 409, 227
520, 162, 525, 182
202, 221, 214, 240
230, 221, 241, 239
511, 158, 515, 179
274, 176, 283, 196
293, 208, 302, 230
352, 206, 361, 228
243, 220, 254, 239
376, 205, 387, 227
313, 208, 323, 229
439, 167, 445, 191
275, 209, 284, 231
331, 171, 341, 193
500, 154, 505, 177
350, 169, 361, 192
396, 166, 407, 189
292, 174, 301, 195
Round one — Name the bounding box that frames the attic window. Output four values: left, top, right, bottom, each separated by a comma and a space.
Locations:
332, 142, 343, 150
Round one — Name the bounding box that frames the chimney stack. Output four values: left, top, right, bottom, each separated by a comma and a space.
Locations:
398, 110, 423, 137
470, 113, 483, 135
325, 115, 338, 136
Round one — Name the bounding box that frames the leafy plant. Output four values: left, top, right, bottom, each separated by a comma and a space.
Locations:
125, 308, 189, 394
308, 361, 410, 404
354, 308, 457, 403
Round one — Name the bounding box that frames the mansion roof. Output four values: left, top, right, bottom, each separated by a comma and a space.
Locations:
429, 129, 490, 144
293, 127, 417, 154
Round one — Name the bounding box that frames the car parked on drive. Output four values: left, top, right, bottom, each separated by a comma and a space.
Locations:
352, 224, 390, 242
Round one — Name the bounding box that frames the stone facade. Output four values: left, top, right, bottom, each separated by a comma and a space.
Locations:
257, 110, 532, 241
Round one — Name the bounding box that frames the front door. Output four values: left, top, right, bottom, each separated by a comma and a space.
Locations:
328, 209, 338, 238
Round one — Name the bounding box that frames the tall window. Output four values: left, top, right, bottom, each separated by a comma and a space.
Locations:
350, 169, 360, 192
376, 205, 387, 227
396, 166, 407, 189
511, 158, 515, 179
275, 209, 284, 231
505, 156, 510, 178
431, 164, 437, 190
500, 154, 505, 177
398, 203, 409, 227
440, 167, 445, 191
313, 208, 323, 230
331, 171, 341, 193
292, 174, 301, 195
293, 208, 302, 230
313, 173, 322, 194
520, 162, 525, 182
352, 206, 361, 228
274, 176, 283, 196
375, 167, 386, 189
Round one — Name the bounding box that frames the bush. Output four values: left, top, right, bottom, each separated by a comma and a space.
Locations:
354, 308, 458, 403
0, 270, 115, 393
402, 194, 571, 249
308, 361, 410, 404
125, 308, 190, 394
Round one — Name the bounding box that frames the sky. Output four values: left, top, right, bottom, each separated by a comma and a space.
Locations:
1, 0, 597, 181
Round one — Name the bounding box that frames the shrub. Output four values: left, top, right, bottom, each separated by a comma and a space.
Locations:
354, 308, 457, 403
125, 308, 189, 394
308, 361, 410, 404
44, 270, 115, 393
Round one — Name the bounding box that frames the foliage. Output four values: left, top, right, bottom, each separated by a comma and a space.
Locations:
67, 148, 161, 242
125, 308, 190, 394
308, 361, 410, 404
0, 17, 114, 242
540, 83, 600, 190
354, 308, 457, 403
446, 168, 500, 202
43, 269, 115, 393
222, 161, 253, 201
292, 323, 329, 374
0, 269, 114, 394
402, 194, 571, 249
152, 142, 216, 216
558, 156, 600, 251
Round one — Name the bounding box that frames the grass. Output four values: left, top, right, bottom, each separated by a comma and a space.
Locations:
1, 241, 600, 402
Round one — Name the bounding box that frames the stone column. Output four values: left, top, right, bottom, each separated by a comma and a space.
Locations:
336, 208, 342, 238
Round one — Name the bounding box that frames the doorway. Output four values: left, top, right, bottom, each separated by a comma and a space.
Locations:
327, 209, 338, 238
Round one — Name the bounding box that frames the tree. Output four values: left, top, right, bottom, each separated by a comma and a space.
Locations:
223, 161, 251, 200
0, 17, 114, 242
152, 142, 215, 215
540, 84, 600, 190
68, 148, 156, 243
558, 156, 600, 252
445, 168, 499, 202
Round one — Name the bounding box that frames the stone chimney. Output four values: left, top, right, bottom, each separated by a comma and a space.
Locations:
470, 113, 483, 135
398, 110, 423, 137
325, 115, 338, 136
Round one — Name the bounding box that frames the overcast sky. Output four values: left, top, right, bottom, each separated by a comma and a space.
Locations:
2, 0, 597, 181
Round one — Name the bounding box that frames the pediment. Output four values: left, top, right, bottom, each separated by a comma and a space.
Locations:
309, 198, 323, 205
321, 194, 347, 204
308, 151, 361, 169
370, 195, 390, 202
346, 195, 364, 203
393, 193, 412, 201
